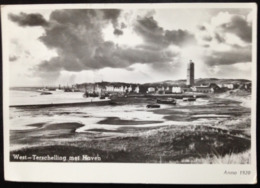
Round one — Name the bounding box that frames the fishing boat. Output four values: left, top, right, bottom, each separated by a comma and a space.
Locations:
108, 101, 118, 105
146, 104, 160, 108
156, 98, 176, 105
83, 92, 99, 98
40, 91, 52, 95
100, 95, 106, 99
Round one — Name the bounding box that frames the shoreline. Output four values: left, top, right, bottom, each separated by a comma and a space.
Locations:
10, 99, 110, 108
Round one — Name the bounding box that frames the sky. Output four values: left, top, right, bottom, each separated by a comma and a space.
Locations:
6, 7, 254, 87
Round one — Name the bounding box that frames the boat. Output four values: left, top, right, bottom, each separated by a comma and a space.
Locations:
100, 96, 106, 99
83, 92, 99, 98
64, 88, 73, 92
108, 101, 118, 105
37, 88, 49, 92
156, 98, 176, 105
40, 91, 52, 95
182, 97, 196, 102
146, 104, 160, 108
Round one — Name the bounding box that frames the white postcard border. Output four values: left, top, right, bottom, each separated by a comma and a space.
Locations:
2, 3, 257, 184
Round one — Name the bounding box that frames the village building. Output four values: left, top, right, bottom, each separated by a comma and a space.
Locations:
165, 86, 172, 94
244, 82, 252, 90
208, 83, 222, 93
172, 86, 182, 93
223, 83, 234, 89
192, 85, 213, 93
224, 84, 234, 89
134, 85, 140, 93
147, 87, 155, 93
124, 86, 128, 92
128, 85, 133, 93
239, 82, 252, 91
218, 83, 235, 89
156, 86, 165, 94
114, 86, 124, 93
105, 85, 124, 93
105, 85, 114, 92
181, 85, 192, 93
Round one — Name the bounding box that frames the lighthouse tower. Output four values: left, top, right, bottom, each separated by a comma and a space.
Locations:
186, 60, 194, 86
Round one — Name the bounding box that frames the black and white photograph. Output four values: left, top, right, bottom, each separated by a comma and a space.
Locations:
2, 3, 257, 184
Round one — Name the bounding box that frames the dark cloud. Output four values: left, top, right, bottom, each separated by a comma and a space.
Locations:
38, 40, 176, 72
9, 55, 19, 62
134, 16, 167, 48
121, 22, 127, 29
202, 44, 210, 48
36, 9, 121, 72
32, 9, 180, 73
8, 12, 48, 27
113, 28, 123, 36
203, 45, 251, 66
219, 15, 252, 43
134, 16, 196, 48
165, 29, 196, 47
197, 25, 206, 31
215, 33, 226, 43
103, 9, 121, 27
201, 35, 213, 42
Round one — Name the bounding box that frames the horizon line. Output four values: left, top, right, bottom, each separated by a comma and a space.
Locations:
9, 77, 252, 88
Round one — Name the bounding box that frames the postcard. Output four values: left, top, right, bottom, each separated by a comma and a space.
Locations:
2, 3, 257, 184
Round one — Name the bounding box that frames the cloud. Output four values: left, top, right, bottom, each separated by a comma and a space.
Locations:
134, 16, 196, 48
195, 11, 252, 68
219, 15, 252, 43
201, 35, 213, 42
14, 9, 180, 73
9, 9, 252, 83
210, 12, 252, 44
113, 28, 123, 36
134, 16, 167, 47
9, 55, 19, 62
8, 12, 48, 27
197, 25, 206, 30
35, 9, 122, 72
214, 33, 226, 43
120, 22, 127, 29
203, 45, 251, 66
165, 29, 196, 47
196, 11, 252, 49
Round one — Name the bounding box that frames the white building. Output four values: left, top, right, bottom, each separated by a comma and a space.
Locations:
134, 86, 140, 93
114, 86, 124, 93
223, 84, 234, 89
217, 83, 234, 89
192, 86, 213, 93
147, 87, 155, 93
172, 86, 182, 93
128, 85, 132, 92
105, 85, 114, 92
